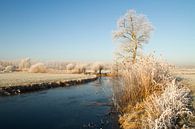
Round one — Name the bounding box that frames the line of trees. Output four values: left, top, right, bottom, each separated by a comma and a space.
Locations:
0, 58, 111, 74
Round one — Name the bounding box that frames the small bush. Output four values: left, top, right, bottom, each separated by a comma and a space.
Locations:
29, 63, 47, 73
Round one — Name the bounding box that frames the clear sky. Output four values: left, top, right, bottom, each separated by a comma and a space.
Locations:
0, 0, 194, 65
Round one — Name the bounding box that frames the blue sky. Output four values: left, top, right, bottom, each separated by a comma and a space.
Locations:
0, 0, 194, 65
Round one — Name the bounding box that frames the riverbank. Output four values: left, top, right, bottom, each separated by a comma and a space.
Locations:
0, 72, 97, 96
112, 58, 195, 129
174, 68, 195, 103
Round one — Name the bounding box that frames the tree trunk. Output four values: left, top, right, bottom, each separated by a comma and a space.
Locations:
132, 32, 137, 64
99, 68, 102, 74
132, 44, 137, 64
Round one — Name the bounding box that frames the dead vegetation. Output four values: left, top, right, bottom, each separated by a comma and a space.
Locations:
112, 56, 195, 129
112, 55, 171, 110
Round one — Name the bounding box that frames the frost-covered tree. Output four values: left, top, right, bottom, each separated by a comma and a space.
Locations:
92, 63, 104, 74
66, 63, 75, 71
75, 64, 87, 73
19, 58, 31, 71
29, 63, 47, 73
113, 10, 153, 63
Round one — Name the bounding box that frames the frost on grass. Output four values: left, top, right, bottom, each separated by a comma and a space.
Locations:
112, 55, 172, 110
0, 72, 94, 87
144, 80, 194, 129
112, 56, 195, 129
118, 80, 195, 129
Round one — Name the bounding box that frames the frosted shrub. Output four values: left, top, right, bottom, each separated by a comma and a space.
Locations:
3, 65, 15, 72
112, 55, 172, 110
144, 80, 194, 129
19, 58, 31, 71
115, 56, 194, 129
29, 63, 47, 73
66, 63, 75, 71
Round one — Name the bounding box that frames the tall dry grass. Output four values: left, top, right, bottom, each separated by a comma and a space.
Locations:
112, 55, 195, 128
143, 80, 194, 128
112, 55, 172, 111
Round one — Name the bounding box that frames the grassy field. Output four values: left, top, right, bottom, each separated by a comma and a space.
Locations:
174, 68, 195, 101
174, 68, 195, 75
180, 74, 195, 97
0, 72, 95, 87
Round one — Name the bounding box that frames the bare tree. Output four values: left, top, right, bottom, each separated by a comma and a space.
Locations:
113, 10, 153, 63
